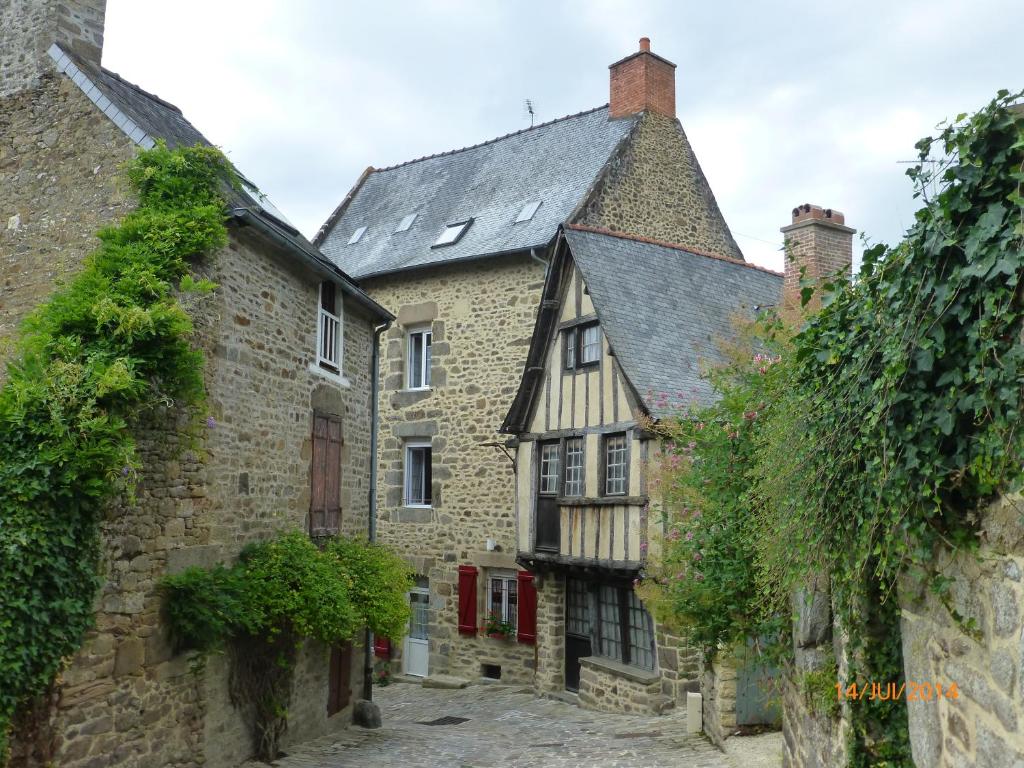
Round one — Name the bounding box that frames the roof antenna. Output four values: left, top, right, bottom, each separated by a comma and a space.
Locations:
524, 99, 535, 127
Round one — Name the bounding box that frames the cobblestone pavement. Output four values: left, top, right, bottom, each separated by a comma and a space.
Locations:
256, 682, 733, 768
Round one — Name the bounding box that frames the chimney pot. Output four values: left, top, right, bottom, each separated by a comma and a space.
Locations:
608, 37, 677, 119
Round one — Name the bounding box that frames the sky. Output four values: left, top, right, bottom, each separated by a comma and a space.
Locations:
103, 0, 1022, 272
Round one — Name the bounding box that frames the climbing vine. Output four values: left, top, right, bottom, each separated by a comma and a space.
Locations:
0, 142, 233, 760
161, 532, 412, 760
644, 90, 1024, 766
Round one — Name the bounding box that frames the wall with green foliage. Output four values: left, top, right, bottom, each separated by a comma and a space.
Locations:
641, 91, 1024, 767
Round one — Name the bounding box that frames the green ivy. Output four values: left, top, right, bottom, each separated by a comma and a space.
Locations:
160, 531, 412, 759
647, 91, 1023, 766
0, 142, 234, 759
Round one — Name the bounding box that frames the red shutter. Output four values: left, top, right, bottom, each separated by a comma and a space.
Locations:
517, 570, 537, 644
457, 565, 478, 636
373, 635, 392, 658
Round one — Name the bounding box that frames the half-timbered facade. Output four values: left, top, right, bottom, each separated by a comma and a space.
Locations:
502, 225, 782, 713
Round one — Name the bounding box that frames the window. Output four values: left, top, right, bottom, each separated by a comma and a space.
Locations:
514, 200, 542, 223
347, 225, 367, 244
596, 584, 655, 670
432, 219, 472, 247
564, 322, 600, 371
317, 281, 342, 373
309, 413, 343, 536
406, 327, 432, 389
581, 325, 601, 365
604, 434, 628, 495
564, 438, 584, 497
566, 578, 590, 637
489, 571, 518, 632
539, 442, 560, 495
404, 442, 432, 507
395, 213, 417, 233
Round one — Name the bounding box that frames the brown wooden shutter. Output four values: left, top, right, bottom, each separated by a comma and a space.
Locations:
327, 642, 352, 715
310, 414, 343, 537
516, 570, 537, 644
457, 565, 478, 635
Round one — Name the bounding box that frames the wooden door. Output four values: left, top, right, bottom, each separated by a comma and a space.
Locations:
327, 642, 352, 716
564, 578, 592, 692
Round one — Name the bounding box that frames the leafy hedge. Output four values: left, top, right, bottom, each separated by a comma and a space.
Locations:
0, 142, 233, 758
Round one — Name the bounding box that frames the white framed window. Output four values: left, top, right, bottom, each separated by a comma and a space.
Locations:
489, 571, 518, 631
432, 219, 472, 248
514, 200, 542, 223
316, 281, 342, 373
564, 438, 584, 497
407, 327, 432, 389
604, 433, 628, 496
347, 225, 367, 244
404, 441, 432, 507
395, 213, 417, 233
564, 328, 577, 370
539, 442, 560, 495
581, 324, 601, 365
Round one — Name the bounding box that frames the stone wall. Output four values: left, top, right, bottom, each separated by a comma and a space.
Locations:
657, 623, 701, 703
701, 654, 737, 746
578, 657, 665, 715
366, 253, 545, 683
575, 111, 744, 261
899, 493, 1024, 767
3, 65, 376, 765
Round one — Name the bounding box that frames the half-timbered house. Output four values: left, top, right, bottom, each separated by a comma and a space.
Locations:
501, 224, 782, 713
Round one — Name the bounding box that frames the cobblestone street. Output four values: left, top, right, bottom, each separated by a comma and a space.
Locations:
257, 682, 735, 768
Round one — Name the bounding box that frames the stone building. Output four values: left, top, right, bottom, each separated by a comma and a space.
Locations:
315, 37, 752, 694
1, 2, 392, 766
500, 225, 781, 714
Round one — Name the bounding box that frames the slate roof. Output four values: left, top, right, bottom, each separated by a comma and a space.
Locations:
316, 106, 639, 280
502, 226, 782, 431
47, 45, 390, 320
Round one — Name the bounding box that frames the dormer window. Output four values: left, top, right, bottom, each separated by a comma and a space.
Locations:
347, 226, 367, 244
564, 322, 600, 371
432, 219, 472, 248
515, 201, 542, 223
395, 214, 417, 233
316, 281, 342, 373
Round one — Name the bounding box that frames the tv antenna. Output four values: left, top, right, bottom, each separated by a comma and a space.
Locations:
524, 99, 535, 127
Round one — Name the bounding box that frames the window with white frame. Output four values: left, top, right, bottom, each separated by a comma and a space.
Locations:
564, 328, 577, 370
316, 281, 342, 373
404, 442, 432, 507
539, 442, 560, 495
581, 324, 601, 365
488, 571, 518, 631
564, 438, 584, 497
604, 433, 628, 495
407, 327, 432, 389
564, 322, 600, 371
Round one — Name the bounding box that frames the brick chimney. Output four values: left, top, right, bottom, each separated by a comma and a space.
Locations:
781, 204, 855, 315
609, 37, 676, 119
1, 0, 106, 98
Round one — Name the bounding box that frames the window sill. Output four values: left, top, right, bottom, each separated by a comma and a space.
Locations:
309, 363, 351, 389
402, 386, 433, 393
554, 495, 645, 507
578, 655, 658, 684
401, 503, 433, 510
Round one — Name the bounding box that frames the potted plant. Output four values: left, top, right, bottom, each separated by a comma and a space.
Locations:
482, 611, 514, 640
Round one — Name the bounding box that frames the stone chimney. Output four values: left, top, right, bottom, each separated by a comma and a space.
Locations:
1, 0, 107, 98
608, 37, 676, 119
781, 204, 855, 315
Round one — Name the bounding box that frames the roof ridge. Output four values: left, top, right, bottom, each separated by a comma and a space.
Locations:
99, 65, 185, 116
373, 104, 616, 172
566, 224, 783, 277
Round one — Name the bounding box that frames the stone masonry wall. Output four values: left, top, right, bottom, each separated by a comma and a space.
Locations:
575, 111, 744, 261
578, 657, 664, 715
899, 493, 1024, 767
3, 68, 374, 765
366, 253, 545, 683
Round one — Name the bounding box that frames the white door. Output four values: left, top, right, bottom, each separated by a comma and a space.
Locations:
403, 586, 429, 677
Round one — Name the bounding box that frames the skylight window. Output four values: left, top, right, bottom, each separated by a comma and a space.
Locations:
515, 200, 542, 223
347, 226, 367, 245
432, 219, 472, 248
395, 213, 417, 233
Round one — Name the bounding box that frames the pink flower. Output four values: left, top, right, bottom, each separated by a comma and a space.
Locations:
685, 531, 694, 541
667, 529, 681, 541
694, 572, 704, 582
693, 551, 703, 562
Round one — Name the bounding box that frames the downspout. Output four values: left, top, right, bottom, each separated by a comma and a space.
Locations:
363, 319, 391, 705
529, 247, 548, 273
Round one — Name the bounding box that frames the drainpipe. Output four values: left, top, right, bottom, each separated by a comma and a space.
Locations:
529, 247, 548, 274
363, 319, 390, 705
